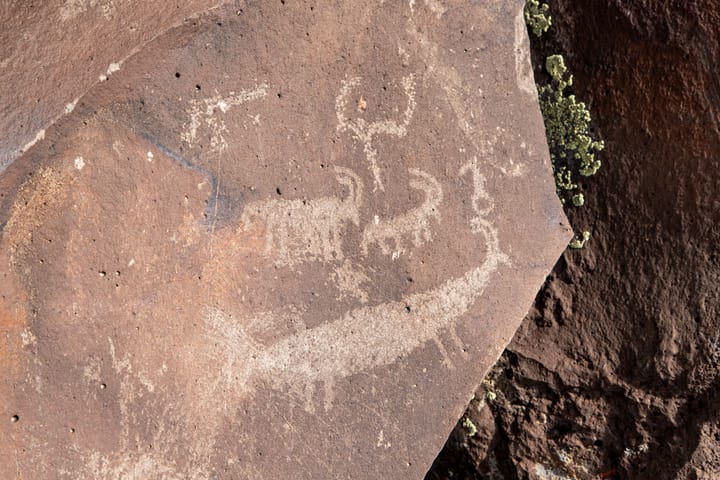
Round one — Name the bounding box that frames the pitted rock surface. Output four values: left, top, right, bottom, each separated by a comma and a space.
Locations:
0, 0, 222, 170
0, 1, 570, 478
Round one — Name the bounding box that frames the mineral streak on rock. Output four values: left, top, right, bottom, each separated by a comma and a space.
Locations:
0, 1, 570, 478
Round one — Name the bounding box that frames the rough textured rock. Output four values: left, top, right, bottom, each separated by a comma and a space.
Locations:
0, 1, 570, 478
0, 0, 222, 170
428, 1, 720, 478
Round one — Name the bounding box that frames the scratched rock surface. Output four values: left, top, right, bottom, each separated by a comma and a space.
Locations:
0, 0, 222, 171
0, 1, 570, 479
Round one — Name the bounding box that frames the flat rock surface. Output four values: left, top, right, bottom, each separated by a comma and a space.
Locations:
0, 1, 570, 478
0, 0, 221, 170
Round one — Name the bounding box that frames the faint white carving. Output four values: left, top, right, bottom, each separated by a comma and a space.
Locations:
202, 211, 508, 412
459, 158, 494, 233
60, 0, 115, 21
409, 0, 447, 18
84, 451, 208, 480
181, 84, 268, 153
239, 167, 363, 267
335, 75, 416, 191
360, 168, 442, 256
80, 338, 211, 480
333, 260, 371, 303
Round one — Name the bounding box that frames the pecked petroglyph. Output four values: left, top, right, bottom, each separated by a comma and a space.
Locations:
408, 0, 447, 18
361, 168, 443, 256
83, 452, 208, 480
335, 75, 416, 191
239, 167, 363, 268
202, 214, 508, 412
460, 158, 494, 233
181, 83, 268, 153
75, 339, 214, 479
333, 260, 371, 303
407, 24, 475, 142
60, 0, 116, 21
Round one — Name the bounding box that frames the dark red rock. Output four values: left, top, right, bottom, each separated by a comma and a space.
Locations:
0, 1, 569, 478
429, 1, 720, 479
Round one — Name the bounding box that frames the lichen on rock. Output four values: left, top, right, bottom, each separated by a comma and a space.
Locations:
524, 0, 552, 37
539, 54, 605, 206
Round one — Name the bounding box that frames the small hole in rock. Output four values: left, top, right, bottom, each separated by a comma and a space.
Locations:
175, 72, 181, 78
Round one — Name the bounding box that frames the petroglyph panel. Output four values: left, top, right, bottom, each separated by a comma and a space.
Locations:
336, 75, 417, 192
361, 168, 443, 257
182, 84, 269, 153
239, 167, 362, 268
0, 2, 571, 479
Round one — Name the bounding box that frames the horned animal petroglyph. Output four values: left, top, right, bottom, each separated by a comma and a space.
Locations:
239, 167, 363, 267
181, 83, 268, 153
202, 206, 507, 413
459, 159, 494, 234
335, 75, 416, 191
360, 168, 442, 256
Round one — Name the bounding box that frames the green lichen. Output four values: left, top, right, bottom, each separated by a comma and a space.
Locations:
569, 230, 590, 249
538, 54, 604, 244
461, 417, 478, 437
526, 3, 602, 249
524, 0, 552, 37
540, 54, 604, 186
555, 166, 577, 193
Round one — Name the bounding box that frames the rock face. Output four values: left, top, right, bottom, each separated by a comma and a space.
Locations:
0, 0, 222, 170
0, 2, 570, 478
428, 1, 720, 479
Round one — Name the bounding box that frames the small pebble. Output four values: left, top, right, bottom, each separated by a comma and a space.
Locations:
10, 415, 19, 423
100, 383, 107, 389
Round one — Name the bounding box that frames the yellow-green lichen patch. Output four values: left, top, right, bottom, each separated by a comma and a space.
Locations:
461, 417, 478, 437
524, 0, 552, 37
569, 230, 590, 249
539, 54, 604, 207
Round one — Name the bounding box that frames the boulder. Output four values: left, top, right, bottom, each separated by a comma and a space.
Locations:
0, 1, 570, 478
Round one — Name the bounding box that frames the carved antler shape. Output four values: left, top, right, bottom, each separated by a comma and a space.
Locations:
335, 75, 416, 191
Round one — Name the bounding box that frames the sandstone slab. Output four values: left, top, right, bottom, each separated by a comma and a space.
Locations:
0, 1, 570, 478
